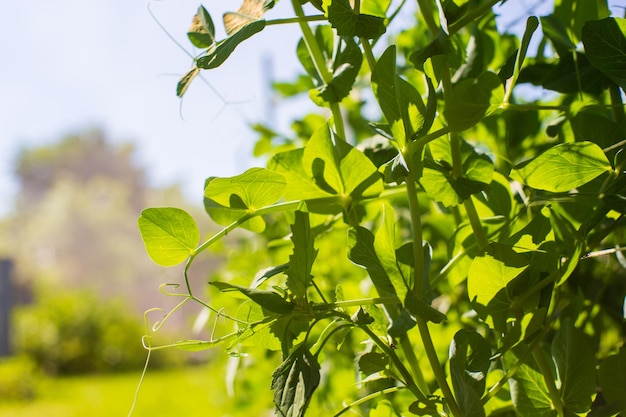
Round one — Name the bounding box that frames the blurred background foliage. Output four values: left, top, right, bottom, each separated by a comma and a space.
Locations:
0, 130, 225, 413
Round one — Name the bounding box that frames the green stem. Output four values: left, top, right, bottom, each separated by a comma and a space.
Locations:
291, 0, 346, 140
405, 168, 425, 299
399, 335, 430, 395
360, 37, 377, 72
463, 198, 489, 251
410, 126, 451, 150
405, 157, 462, 417
265, 15, 326, 26
334, 387, 404, 416
610, 84, 625, 125
312, 296, 401, 311
533, 347, 565, 417
415, 0, 440, 36
356, 319, 430, 403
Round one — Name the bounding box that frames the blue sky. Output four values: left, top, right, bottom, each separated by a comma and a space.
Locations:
0, 0, 554, 216
0, 0, 306, 215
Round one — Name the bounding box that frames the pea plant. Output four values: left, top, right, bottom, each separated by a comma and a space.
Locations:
138, 0, 626, 415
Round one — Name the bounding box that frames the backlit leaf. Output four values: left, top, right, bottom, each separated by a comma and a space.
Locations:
503, 348, 554, 417
468, 254, 528, 306
286, 211, 318, 301
138, 207, 199, 266
444, 71, 503, 132
511, 141, 611, 193
324, 0, 386, 39
187, 5, 215, 48
372, 46, 429, 147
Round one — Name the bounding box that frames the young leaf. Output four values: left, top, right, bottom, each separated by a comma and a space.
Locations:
374, 204, 410, 300
177, 67, 200, 98
324, 0, 386, 39
271, 344, 321, 417
372, 46, 427, 148
187, 5, 216, 48
511, 141, 611, 193
444, 72, 502, 132
467, 254, 528, 307
223, 0, 275, 35
204, 167, 286, 232
310, 36, 363, 106
286, 211, 318, 301
138, 207, 199, 266
582, 17, 626, 90
551, 318, 596, 413
196, 20, 266, 70
209, 281, 294, 314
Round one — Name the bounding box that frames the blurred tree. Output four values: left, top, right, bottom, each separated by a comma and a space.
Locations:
0, 129, 214, 318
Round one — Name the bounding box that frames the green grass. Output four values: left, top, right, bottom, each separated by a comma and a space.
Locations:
0, 364, 274, 417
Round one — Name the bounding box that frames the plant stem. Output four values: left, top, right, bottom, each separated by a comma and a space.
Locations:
334, 386, 404, 416
265, 15, 326, 26
610, 84, 625, 125
291, 0, 346, 140
405, 158, 463, 417
357, 319, 430, 403
415, 0, 440, 36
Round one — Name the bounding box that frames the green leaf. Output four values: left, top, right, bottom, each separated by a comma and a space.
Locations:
209, 281, 294, 314
374, 204, 410, 300
204, 167, 286, 232
598, 346, 626, 409
286, 211, 318, 301
316, 39, 363, 105
554, 0, 610, 42
404, 292, 447, 323
444, 71, 503, 132
348, 226, 398, 300
421, 137, 494, 207
301, 124, 383, 199
196, 20, 266, 69
358, 351, 388, 375
511, 141, 611, 193
138, 207, 199, 266
582, 17, 626, 90
176, 67, 200, 98
324, 0, 386, 39
372, 46, 428, 148
551, 318, 596, 413
503, 348, 555, 417
540, 15, 576, 57
187, 5, 216, 48
449, 330, 491, 417
223, 0, 276, 35
468, 254, 528, 307
271, 344, 321, 417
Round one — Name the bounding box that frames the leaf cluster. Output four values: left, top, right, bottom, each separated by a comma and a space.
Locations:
138, 1, 626, 416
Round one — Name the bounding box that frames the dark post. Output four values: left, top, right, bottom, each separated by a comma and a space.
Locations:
0, 259, 13, 356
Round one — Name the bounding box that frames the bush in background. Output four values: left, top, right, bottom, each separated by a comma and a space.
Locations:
12, 290, 175, 375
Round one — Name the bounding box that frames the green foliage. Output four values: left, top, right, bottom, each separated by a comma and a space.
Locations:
14, 292, 158, 375
138, 0, 626, 416
0, 356, 38, 401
